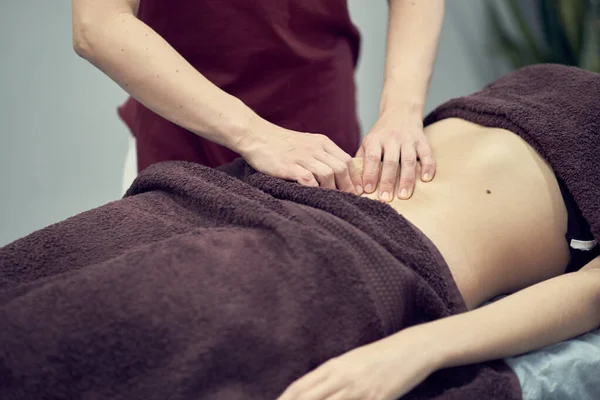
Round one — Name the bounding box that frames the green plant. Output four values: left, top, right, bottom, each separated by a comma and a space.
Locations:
487, 0, 600, 72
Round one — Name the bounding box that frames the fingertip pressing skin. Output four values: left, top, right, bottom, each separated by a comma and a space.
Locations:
421, 162, 434, 181
397, 145, 417, 199
362, 157, 380, 194
379, 163, 400, 202
354, 156, 428, 202
354, 157, 378, 195
359, 139, 382, 194
346, 160, 363, 195
417, 142, 436, 182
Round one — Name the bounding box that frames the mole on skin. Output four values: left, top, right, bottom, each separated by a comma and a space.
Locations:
486, 190, 492, 194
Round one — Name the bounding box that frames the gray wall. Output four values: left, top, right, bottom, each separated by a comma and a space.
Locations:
0, 1, 508, 246
349, 0, 509, 129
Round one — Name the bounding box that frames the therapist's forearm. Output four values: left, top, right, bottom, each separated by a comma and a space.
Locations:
405, 262, 600, 371
381, 0, 444, 116
72, 1, 265, 153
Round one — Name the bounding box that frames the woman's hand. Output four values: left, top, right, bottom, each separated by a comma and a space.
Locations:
239, 120, 363, 194
276, 331, 439, 400
356, 112, 435, 202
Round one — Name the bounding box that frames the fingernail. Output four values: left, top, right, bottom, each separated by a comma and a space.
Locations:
400, 188, 408, 199
423, 173, 431, 182
365, 184, 373, 193
355, 185, 363, 195
381, 191, 391, 202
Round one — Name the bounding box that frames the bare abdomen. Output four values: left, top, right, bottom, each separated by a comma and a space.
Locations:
356, 119, 570, 309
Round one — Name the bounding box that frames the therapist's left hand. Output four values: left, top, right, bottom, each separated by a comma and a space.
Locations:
356, 111, 436, 201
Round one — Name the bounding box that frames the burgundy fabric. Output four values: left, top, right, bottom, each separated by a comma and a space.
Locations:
118, 0, 361, 172
425, 64, 600, 245
0, 158, 521, 400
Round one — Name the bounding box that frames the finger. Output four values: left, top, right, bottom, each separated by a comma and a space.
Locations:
300, 380, 345, 400
322, 142, 362, 194
348, 161, 363, 195
317, 152, 356, 194
361, 141, 382, 194
355, 144, 365, 158
378, 141, 401, 202
288, 165, 319, 188
324, 388, 353, 400
417, 140, 436, 182
325, 142, 364, 196
298, 159, 336, 190
277, 369, 331, 400
398, 143, 417, 199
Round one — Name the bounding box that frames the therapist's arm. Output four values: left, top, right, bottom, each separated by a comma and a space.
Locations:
71, 0, 361, 193
358, 0, 444, 202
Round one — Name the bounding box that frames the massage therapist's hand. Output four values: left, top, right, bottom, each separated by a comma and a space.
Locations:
276, 330, 439, 400
357, 111, 436, 201
238, 119, 363, 194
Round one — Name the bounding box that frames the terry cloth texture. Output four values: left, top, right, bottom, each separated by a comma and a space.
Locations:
0, 158, 519, 399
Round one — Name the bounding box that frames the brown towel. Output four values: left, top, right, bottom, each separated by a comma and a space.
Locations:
0, 158, 519, 399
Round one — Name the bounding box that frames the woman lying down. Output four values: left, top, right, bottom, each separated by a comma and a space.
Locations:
1, 64, 599, 400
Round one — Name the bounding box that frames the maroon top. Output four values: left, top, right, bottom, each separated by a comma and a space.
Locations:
118, 0, 361, 171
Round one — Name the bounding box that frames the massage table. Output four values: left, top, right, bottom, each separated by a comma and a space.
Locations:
507, 328, 600, 399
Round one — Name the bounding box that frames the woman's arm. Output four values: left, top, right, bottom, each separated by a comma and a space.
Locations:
422, 257, 600, 369
358, 0, 444, 201
278, 257, 600, 400
71, 0, 361, 192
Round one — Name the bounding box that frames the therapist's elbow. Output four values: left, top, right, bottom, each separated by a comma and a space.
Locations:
72, 25, 93, 59
72, 0, 107, 59
73, 0, 139, 60
72, 2, 125, 61
72, 14, 102, 60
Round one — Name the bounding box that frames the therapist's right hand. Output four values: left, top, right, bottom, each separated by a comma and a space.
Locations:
239, 127, 363, 195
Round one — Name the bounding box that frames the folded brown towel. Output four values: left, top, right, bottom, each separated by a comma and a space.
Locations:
0, 158, 519, 399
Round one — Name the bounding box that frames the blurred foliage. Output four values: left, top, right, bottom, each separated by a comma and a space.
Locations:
487, 0, 600, 72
